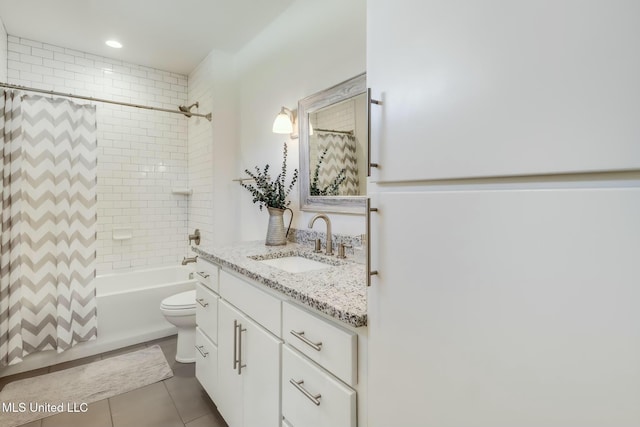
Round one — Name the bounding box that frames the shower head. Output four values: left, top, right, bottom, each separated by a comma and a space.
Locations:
178, 102, 199, 117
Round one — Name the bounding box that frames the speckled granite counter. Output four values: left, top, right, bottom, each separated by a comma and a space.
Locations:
193, 241, 367, 328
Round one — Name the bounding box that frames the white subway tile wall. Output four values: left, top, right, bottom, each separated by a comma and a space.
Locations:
7, 36, 190, 274
186, 54, 214, 247
314, 98, 355, 131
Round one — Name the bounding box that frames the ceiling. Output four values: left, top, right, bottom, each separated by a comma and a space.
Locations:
0, 0, 294, 75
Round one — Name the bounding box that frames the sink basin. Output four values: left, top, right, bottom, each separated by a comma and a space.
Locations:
258, 256, 331, 273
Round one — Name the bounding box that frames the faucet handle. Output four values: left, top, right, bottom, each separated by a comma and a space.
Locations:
313, 238, 322, 253
337, 243, 353, 259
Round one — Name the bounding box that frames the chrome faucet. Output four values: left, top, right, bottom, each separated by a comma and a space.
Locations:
182, 256, 198, 265
308, 214, 333, 255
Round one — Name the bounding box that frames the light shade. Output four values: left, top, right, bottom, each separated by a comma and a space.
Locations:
272, 107, 293, 134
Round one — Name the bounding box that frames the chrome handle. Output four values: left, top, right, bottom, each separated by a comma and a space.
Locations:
366, 198, 379, 287
196, 298, 209, 308
367, 88, 382, 176
233, 320, 238, 370
196, 271, 210, 279
289, 379, 321, 406
237, 324, 247, 375
290, 330, 322, 351
195, 345, 209, 358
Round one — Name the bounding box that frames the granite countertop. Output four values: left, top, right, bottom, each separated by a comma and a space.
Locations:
193, 241, 367, 328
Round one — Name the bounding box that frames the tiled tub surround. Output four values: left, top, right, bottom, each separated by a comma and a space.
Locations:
193, 240, 367, 327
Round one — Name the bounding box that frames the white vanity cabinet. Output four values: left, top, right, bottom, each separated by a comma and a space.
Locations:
216, 271, 282, 427
194, 259, 220, 401
195, 258, 367, 427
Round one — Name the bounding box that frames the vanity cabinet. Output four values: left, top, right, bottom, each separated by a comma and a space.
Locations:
216, 273, 282, 427
194, 259, 220, 401
195, 258, 367, 427
367, 0, 640, 183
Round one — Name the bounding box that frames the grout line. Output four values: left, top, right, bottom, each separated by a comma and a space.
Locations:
162, 379, 187, 427
107, 397, 115, 427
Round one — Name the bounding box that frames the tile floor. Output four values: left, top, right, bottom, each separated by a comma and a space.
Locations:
0, 335, 228, 427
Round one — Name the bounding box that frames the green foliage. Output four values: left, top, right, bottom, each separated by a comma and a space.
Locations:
240, 142, 299, 210
310, 147, 347, 196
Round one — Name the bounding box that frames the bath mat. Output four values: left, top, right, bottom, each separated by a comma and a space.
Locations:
0, 345, 173, 427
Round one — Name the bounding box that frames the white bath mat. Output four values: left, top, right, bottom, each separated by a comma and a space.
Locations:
0, 345, 173, 427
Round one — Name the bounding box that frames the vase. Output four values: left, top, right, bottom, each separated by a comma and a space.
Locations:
265, 207, 293, 246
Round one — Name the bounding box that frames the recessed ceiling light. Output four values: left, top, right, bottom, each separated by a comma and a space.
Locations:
105, 40, 123, 49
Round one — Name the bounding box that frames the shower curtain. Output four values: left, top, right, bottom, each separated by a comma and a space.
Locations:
0, 92, 98, 367
314, 133, 359, 195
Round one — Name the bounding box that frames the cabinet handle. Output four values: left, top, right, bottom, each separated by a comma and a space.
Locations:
366, 198, 379, 287
233, 320, 238, 370
290, 330, 322, 351
367, 88, 382, 177
196, 298, 209, 308
195, 345, 209, 358
237, 323, 247, 375
196, 271, 210, 279
289, 379, 321, 406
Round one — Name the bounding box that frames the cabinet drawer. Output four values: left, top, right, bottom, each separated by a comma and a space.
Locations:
195, 327, 218, 401
219, 269, 281, 337
196, 282, 218, 343
195, 258, 219, 293
282, 345, 356, 427
283, 302, 357, 385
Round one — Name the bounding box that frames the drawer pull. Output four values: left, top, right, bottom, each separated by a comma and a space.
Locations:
289, 379, 321, 406
196, 271, 210, 279
290, 330, 322, 351
195, 345, 209, 358
196, 298, 209, 308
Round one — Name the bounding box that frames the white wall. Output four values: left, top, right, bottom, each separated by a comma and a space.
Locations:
0, 18, 7, 81
233, 0, 367, 240
7, 36, 190, 274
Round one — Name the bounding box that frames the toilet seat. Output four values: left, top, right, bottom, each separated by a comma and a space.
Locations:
161, 290, 196, 311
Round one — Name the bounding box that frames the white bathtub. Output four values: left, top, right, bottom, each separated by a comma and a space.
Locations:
0, 265, 197, 377
95, 265, 197, 348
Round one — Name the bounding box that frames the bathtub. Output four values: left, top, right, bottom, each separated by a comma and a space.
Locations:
0, 265, 197, 377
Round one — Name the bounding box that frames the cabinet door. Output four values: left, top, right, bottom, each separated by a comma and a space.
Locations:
368, 189, 640, 426
282, 346, 356, 427
195, 327, 218, 401
368, 0, 640, 182
216, 301, 244, 427
242, 316, 282, 427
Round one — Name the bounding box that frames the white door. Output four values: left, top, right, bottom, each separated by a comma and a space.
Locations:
368, 189, 640, 427
217, 300, 244, 427
367, 0, 640, 182
242, 316, 282, 427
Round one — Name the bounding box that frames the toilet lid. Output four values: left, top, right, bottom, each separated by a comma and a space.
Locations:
161, 290, 196, 310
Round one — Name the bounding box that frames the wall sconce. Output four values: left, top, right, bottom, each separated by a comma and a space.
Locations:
272, 106, 312, 138
272, 107, 295, 135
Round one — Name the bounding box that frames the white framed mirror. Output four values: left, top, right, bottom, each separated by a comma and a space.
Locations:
298, 73, 367, 214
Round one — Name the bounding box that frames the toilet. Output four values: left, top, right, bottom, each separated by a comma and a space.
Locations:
160, 290, 197, 363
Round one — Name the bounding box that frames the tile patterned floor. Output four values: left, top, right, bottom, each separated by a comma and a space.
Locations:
0, 336, 228, 427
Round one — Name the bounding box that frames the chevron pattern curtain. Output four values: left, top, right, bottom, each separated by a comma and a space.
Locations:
314, 133, 359, 195
0, 93, 98, 367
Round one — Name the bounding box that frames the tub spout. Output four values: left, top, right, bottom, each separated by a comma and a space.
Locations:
182, 256, 198, 265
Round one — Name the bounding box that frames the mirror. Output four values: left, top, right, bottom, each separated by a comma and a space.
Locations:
298, 73, 367, 214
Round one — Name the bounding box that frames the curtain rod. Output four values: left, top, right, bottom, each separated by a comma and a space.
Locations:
0, 82, 212, 121
315, 128, 354, 135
